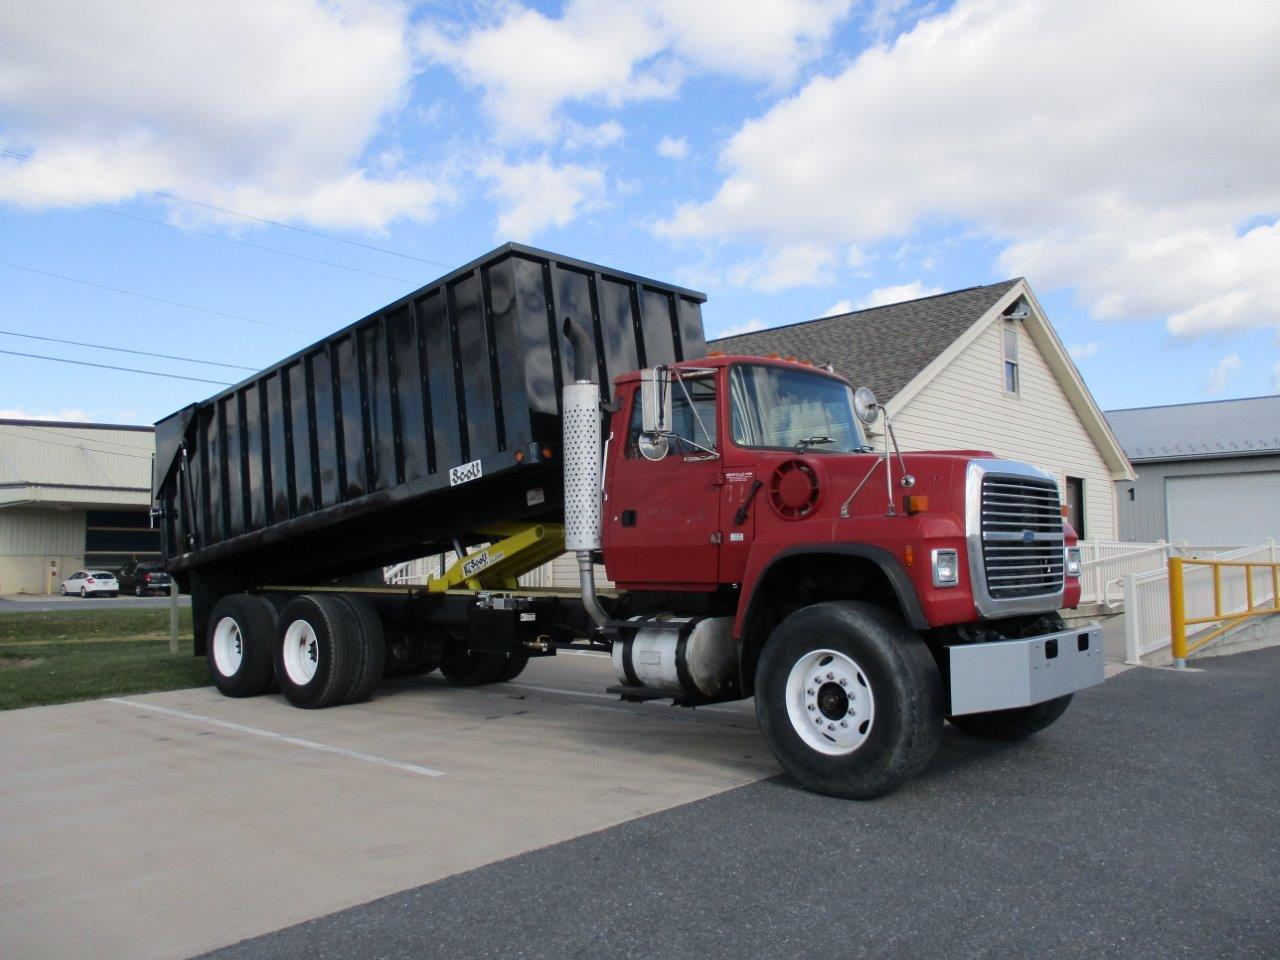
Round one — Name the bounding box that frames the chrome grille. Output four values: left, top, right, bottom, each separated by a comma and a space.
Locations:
980, 475, 1064, 600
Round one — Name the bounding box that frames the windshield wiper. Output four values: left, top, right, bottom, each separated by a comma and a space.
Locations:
794, 436, 836, 452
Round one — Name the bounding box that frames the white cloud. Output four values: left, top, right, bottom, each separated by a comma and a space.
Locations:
419, 1, 853, 142
0, 407, 92, 422
1205, 354, 1242, 395
822, 298, 854, 316
856, 280, 941, 309
563, 120, 626, 151
1068, 341, 1101, 361
0, 0, 446, 230
714, 318, 768, 338
657, 135, 690, 161
658, 0, 1280, 336
728, 243, 838, 292
480, 157, 606, 238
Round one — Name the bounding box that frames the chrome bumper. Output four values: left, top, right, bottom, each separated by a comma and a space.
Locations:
947, 624, 1104, 716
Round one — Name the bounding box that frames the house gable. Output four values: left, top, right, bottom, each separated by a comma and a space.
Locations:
885, 285, 1124, 539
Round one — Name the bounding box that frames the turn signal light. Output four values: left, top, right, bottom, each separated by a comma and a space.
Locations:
904, 495, 929, 514
707, 349, 725, 357
1061, 504, 1070, 517
515, 450, 525, 462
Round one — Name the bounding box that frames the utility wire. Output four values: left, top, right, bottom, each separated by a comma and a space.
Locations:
0, 181, 417, 285
0, 428, 154, 460
0, 148, 452, 269
0, 260, 305, 333
0, 328, 256, 372
0, 347, 232, 385
10, 423, 154, 451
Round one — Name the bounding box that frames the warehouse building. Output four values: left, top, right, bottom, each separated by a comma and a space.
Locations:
0, 419, 159, 594
1106, 395, 1280, 545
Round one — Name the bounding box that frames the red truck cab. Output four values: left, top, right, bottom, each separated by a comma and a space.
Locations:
598, 354, 1095, 797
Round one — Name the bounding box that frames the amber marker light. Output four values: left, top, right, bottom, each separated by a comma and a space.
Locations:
515, 450, 525, 462
904, 495, 930, 514
904, 544, 914, 568
542, 447, 554, 459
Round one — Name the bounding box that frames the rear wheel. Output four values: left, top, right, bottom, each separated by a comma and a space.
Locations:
949, 695, 1073, 741
274, 594, 358, 709
208, 594, 277, 697
80, 587, 86, 598
440, 650, 508, 687
333, 595, 386, 704
755, 601, 943, 800
135, 584, 144, 597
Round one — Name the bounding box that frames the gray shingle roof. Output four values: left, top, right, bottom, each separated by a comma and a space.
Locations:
1105, 395, 1280, 462
709, 280, 1020, 401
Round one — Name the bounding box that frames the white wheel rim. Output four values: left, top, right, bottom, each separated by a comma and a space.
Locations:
282, 619, 320, 685
784, 648, 876, 756
211, 616, 244, 677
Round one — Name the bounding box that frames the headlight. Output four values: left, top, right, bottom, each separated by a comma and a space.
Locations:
931, 548, 959, 587
1065, 546, 1081, 578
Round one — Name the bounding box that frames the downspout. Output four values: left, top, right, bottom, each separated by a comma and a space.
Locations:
561, 317, 609, 631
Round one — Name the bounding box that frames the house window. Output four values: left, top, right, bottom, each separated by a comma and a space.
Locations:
1065, 476, 1085, 538
1002, 323, 1019, 394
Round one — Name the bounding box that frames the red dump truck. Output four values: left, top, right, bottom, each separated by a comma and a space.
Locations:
153, 243, 1103, 799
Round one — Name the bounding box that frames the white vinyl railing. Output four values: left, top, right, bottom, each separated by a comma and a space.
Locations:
1123, 540, 1278, 664
1079, 540, 1175, 605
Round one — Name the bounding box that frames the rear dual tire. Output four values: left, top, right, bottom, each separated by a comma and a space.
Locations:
208, 594, 278, 698
755, 601, 943, 800
274, 594, 385, 709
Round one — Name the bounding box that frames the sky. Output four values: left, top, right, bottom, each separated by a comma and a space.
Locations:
1, 0, 1277, 427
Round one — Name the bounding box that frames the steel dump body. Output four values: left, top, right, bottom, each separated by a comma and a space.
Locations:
152, 243, 706, 586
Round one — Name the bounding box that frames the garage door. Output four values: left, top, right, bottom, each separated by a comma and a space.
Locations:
1165, 472, 1280, 545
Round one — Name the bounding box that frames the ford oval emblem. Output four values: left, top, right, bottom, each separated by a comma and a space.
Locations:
1021, 529, 1035, 542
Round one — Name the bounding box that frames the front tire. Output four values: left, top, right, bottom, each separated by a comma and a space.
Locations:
135, 584, 144, 597
949, 694, 1073, 741
755, 601, 943, 800
274, 594, 358, 709
80, 587, 86, 598
208, 594, 277, 697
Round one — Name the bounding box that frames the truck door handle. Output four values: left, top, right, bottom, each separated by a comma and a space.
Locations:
621, 510, 637, 527
734, 479, 763, 526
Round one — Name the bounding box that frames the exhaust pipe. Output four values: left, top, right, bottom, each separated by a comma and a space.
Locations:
561, 317, 609, 632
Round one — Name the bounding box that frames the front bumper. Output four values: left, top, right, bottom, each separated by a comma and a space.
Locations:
947, 623, 1104, 716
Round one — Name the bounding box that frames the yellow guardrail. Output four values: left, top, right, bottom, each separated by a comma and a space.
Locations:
1169, 555, 1280, 668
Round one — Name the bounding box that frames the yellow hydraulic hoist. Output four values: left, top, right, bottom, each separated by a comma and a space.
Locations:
426, 522, 566, 593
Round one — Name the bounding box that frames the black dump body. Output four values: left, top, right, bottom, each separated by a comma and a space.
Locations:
152, 243, 706, 591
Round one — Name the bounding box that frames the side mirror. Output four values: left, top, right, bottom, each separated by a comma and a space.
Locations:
641, 367, 672, 434
853, 386, 880, 426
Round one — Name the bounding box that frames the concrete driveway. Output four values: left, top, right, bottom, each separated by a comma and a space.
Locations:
1, 648, 1276, 960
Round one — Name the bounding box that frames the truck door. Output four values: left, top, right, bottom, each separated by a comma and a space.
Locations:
604, 375, 721, 589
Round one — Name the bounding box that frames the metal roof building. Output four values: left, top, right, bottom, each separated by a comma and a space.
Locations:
0, 419, 159, 594
1106, 395, 1280, 545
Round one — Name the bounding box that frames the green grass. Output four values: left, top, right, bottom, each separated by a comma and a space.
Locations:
0, 607, 210, 711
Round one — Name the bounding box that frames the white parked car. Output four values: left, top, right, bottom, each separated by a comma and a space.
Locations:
60, 570, 119, 598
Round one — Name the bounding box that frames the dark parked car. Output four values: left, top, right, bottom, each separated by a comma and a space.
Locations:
116, 560, 172, 597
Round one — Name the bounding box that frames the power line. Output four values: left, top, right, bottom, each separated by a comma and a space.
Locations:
0, 347, 232, 385
0, 328, 256, 371
12, 423, 154, 451
0, 428, 154, 460
0, 181, 417, 285
0, 259, 305, 333
0, 148, 452, 269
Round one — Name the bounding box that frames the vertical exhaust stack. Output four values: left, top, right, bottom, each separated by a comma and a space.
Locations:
561, 318, 609, 631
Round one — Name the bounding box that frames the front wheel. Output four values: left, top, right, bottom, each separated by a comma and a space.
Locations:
948, 695, 1073, 741
80, 587, 86, 598
755, 601, 943, 800
135, 584, 144, 597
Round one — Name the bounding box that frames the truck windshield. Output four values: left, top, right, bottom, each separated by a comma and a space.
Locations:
729, 364, 866, 454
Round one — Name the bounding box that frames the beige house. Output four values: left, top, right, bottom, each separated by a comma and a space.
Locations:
715, 278, 1133, 541
0, 419, 158, 594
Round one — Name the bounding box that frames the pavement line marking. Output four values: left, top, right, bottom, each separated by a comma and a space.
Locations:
505, 683, 747, 716
555, 648, 610, 658
105, 698, 445, 777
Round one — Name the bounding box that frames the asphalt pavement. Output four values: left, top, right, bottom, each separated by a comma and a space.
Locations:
0, 594, 189, 612
197, 647, 1279, 960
